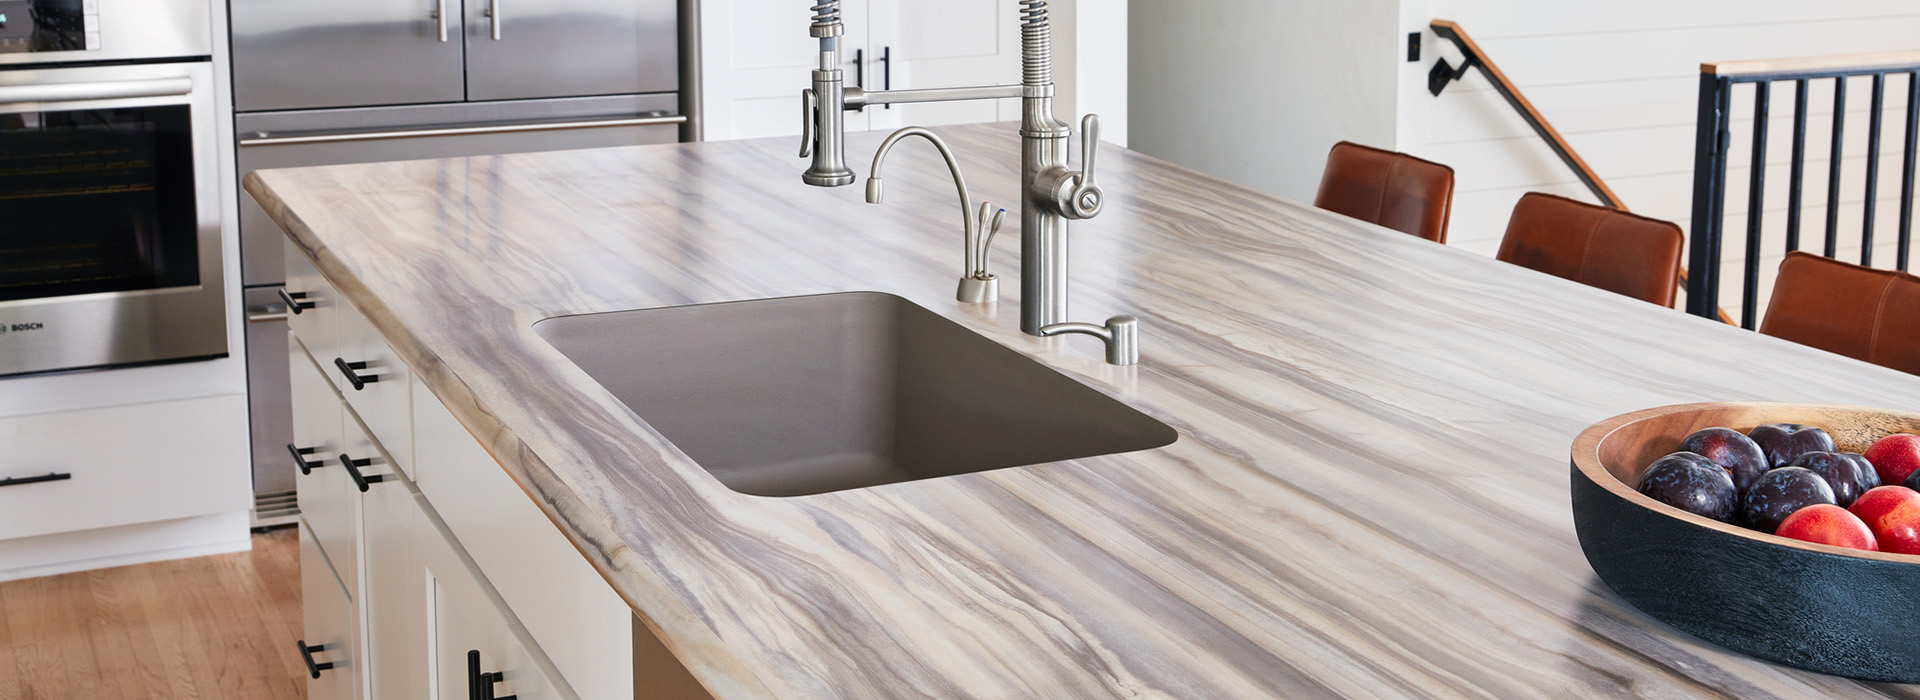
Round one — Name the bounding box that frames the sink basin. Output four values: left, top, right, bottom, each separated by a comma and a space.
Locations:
533, 292, 1176, 497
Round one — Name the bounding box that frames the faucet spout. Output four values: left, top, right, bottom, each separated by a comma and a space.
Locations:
865, 127, 1006, 303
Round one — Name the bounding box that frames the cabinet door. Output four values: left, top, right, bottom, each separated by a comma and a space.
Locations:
363, 474, 429, 700
300, 520, 361, 700
698, 0, 868, 140
464, 0, 678, 101
866, 0, 1021, 130
231, 0, 466, 111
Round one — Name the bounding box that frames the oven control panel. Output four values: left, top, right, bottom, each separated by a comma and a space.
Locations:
0, 0, 100, 54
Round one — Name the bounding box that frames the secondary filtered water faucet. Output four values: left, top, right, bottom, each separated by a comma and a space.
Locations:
865, 127, 1008, 304
801, 0, 1118, 347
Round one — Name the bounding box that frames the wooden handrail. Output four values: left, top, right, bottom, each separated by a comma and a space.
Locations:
1430, 19, 1734, 325
1705, 50, 1920, 78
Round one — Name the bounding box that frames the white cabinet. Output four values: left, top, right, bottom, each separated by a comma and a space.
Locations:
335, 307, 413, 479
416, 494, 564, 700
288, 238, 713, 700
360, 436, 428, 700
300, 519, 361, 700
293, 340, 359, 594
413, 382, 636, 700
0, 395, 249, 542
699, 0, 1021, 140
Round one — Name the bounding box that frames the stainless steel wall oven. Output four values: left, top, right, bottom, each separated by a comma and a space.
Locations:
0, 61, 225, 377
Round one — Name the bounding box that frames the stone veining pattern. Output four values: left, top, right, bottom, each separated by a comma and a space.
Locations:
246, 124, 1920, 699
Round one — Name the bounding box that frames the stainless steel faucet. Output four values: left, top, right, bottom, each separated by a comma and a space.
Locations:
865, 127, 1008, 304
801, 0, 1117, 344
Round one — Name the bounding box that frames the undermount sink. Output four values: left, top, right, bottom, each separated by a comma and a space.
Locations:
533, 292, 1177, 497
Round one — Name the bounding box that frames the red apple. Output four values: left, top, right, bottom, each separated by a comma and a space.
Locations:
1846, 486, 1920, 555
1775, 504, 1879, 551
1864, 433, 1920, 486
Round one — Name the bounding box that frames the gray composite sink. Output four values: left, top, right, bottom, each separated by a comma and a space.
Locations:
533, 292, 1177, 497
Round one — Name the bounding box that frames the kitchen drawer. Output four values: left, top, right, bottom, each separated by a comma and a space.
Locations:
334, 305, 413, 478
413, 383, 631, 699
292, 338, 357, 591
284, 241, 340, 370
299, 519, 360, 700
0, 394, 250, 541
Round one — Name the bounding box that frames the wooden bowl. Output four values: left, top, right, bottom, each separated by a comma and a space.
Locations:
1571, 402, 1920, 682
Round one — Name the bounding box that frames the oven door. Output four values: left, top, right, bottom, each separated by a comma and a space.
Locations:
0, 61, 226, 377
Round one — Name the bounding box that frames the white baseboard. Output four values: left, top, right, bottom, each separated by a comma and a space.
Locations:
0, 510, 254, 582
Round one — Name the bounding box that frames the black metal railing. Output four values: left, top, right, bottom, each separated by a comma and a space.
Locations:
1687, 51, 1920, 327
1432, 20, 1733, 324
1429, 20, 1625, 209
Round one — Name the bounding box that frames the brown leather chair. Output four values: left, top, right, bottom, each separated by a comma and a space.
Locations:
1759, 251, 1920, 375
1496, 192, 1684, 307
1313, 141, 1455, 244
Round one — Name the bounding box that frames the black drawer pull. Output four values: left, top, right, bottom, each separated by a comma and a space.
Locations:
467, 650, 518, 700
296, 640, 335, 679
339, 453, 386, 492
333, 357, 378, 391
277, 288, 316, 314
286, 444, 324, 475
0, 472, 71, 488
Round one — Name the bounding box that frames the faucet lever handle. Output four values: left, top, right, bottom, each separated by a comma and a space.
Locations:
799, 88, 818, 158
1068, 113, 1103, 218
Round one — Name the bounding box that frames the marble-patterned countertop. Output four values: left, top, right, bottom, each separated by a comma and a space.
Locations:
246, 124, 1920, 699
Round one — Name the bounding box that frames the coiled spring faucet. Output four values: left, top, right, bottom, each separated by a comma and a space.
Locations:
800, 0, 1138, 365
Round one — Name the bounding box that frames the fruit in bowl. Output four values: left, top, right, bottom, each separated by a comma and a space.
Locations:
1748, 422, 1836, 468
1775, 504, 1879, 551
1788, 451, 1872, 507
1849, 485, 1920, 555
1737, 467, 1836, 534
1572, 402, 1920, 683
1634, 452, 1737, 521
1679, 427, 1768, 492
1636, 421, 1920, 548
1865, 433, 1920, 485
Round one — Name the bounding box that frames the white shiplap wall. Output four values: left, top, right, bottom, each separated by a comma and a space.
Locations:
1397, 0, 1920, 322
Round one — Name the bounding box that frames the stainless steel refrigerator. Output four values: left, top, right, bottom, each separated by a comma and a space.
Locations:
229, 0, 688, 525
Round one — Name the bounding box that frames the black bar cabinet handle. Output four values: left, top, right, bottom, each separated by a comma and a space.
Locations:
333, 357, 377, 391
851, 48, 863, 90
0, 472, 72, 488
297, 640, 335, 679
286, 444, 323, 475
277, 288, 316, 314
338, 453, 385, 493
468, 650, 518, 700
880, 45, 891, 108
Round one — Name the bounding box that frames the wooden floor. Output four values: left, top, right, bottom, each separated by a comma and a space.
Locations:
0, 528, 305, 700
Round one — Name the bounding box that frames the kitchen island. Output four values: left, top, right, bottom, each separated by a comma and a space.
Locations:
247, 124, 1920, 699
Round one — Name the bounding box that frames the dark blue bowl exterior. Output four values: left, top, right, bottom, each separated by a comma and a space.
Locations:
1572, 462, 1920, 683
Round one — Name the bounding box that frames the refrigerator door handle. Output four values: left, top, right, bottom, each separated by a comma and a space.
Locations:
237, 115, 687, 147
487, 0, 502, 40
434, 0, 448, 42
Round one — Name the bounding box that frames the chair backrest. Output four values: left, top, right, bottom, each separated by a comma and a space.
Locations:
1496, 192, 1684, 307
1313, 141, 1455, 244
1759, 251, 1920, 375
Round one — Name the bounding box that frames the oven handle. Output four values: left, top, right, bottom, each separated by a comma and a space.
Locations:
0, 78, 193, 105
237, 114, 688, 147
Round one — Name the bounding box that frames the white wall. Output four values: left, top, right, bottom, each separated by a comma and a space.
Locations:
1398, 0, 1920, 321
1054, 0, 1130, 146
1128, 0, 1404, 201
